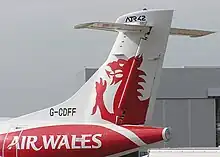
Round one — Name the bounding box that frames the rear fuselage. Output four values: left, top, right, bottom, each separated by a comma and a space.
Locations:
0, 124, 169, 157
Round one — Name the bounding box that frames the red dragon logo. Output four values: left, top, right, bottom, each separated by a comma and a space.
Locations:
91, 55, 150, 125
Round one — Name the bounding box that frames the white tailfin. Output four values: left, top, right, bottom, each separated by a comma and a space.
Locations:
8, 9, 215, 125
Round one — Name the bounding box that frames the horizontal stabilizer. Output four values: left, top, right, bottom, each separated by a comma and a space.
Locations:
170, 28, 215, 37
74, 22, 152, 32
74, 22, 216, 37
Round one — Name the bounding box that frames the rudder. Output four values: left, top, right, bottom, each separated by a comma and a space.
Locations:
113, 9, 174, 125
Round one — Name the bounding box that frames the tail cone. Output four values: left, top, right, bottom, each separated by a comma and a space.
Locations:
123, 125, 172, 145
162, 127, 172, 142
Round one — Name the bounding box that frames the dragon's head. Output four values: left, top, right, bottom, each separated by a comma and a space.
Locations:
105, 55, 144, 85
105, 59, 126, 85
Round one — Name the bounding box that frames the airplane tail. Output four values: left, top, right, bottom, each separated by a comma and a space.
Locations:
9, 9, 215, 125
87, 9, 174, 125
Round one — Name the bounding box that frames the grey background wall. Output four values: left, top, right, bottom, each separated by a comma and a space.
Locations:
149, 99, 216, 148
149, 68, 219, 148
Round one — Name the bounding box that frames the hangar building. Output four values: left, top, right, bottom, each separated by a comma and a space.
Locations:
82, 67, 220, 156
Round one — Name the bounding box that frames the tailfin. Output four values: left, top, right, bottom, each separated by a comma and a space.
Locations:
9, 9, 215, 125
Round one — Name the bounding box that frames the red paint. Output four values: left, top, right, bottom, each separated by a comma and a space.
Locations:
123, 126, 164, 144
92, 55, 150, 125
0, 124, 165, 157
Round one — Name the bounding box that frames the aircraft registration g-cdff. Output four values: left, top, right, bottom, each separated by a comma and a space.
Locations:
0, 8, 215, 157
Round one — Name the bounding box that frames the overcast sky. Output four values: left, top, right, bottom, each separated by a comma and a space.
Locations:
0, 0, 220, 117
